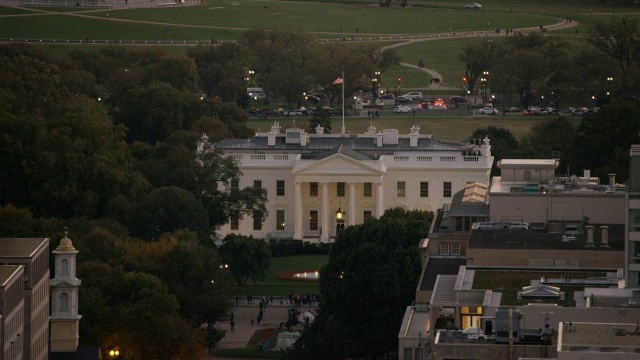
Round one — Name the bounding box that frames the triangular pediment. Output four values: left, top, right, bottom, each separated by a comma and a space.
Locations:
293, 152, 384, 176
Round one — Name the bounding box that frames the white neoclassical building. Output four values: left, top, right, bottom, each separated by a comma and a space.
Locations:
212, 122, 493, 242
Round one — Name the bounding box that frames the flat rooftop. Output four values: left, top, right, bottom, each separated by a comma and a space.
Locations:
559, 322, 640, 354
0, 265, 22, 286
0, 238, 49, 258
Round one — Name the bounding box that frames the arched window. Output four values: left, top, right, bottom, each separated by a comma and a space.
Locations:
61, 293, 69, 310
62, 259, 69, 275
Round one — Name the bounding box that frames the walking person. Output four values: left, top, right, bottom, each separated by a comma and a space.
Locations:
250, 315, 254, 327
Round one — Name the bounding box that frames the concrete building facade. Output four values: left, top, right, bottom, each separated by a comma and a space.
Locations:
0, 265, 25, 360
213, 123, 493, 242
626, 144, 640, 287
0, 238, 50, 360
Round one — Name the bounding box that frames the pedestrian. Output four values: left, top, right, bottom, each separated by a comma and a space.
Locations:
367, 110, 371, 118
230, 320, 235, 331
412, 110, 415, 116
251, 315, 254, 327
375, 110, 379, 118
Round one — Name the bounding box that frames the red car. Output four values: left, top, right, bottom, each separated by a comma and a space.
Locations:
522, 109, 538, 115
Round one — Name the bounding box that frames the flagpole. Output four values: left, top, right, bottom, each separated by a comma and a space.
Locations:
341, 69, 345, 135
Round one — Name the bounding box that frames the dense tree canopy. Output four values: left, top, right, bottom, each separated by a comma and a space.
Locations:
289, 208, 432, 360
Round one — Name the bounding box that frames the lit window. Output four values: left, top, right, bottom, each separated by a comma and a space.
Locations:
277, 180, 285, 196
397, 181, 406, 197
420, 182, 429, 197
276, 210, 285, 230
309, 210, 318, 231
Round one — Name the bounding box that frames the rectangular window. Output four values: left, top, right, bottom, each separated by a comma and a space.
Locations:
420, 181, 429, 197
364, 211, 372, 222
276, 210, 285, 230
337, 182, 345, 197
451, 243, 461, 255
630, 209, 640, 232
439, 243, 450, 255
309, 210, 318, 231
231, 179, 239, 192
253, 211, 263, 231
254, 180, 262, 189
310, 182, 318, 197
230, 212, 239, 230
443, 181, 452, 198
397, 181, 406, 197
277, 180, 285, 196
363, 182, 372, 197
456, 217, 463, 231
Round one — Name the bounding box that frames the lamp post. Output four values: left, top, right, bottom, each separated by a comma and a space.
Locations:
109, 349, 120, 358
467, 90, 471, 109
374, 71, 381, 102
303, 92, 307, 108
335, 206, 345, 235
248, 70, 255, 86
481, 71, 489, 103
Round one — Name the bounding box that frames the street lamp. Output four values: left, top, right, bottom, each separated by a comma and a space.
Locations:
303, 92, 307, 108
248, 70, 255, 86
374, 71, 381, 101
109, 349, 120, 358
467, 90, 471, 109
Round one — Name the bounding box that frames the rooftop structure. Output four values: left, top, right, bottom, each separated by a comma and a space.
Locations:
557, 322, 640, 359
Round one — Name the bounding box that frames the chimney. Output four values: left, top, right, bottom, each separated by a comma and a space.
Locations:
367, 124, 376, 135
409, 124, 419, 147
376, 131, 383, 147
315, 124, 324, 135
268, 122, 281, 146
585, 225, 595, 247
600, 225, 609, 248
608, 174, 616, 189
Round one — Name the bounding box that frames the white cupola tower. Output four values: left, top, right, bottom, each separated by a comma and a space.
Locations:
49, 231, 82, 352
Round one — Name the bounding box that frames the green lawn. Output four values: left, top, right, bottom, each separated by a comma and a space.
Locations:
248, 114, 580, 143
241, 255, 328, 297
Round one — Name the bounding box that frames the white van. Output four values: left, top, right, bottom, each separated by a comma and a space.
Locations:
247, 87, 266, 101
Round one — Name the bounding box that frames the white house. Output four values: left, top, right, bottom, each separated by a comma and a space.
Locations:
211, 122, 493, 242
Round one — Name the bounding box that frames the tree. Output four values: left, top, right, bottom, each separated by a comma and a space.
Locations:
219, 234, 271, 291
587, 16, 640, 95
459, 40, 496, 95
307, 106, 332, 133
154, 54, 199, 91
518, 117, 575, 165
194, 138, 268, 229
187, 43, 248, 102
568, 101, 640, 182
289, 208, 431, 359
469, 127, 519, 177
129, 186, 210, 241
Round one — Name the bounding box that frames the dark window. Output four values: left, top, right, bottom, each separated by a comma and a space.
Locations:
363, 182, 372, 197
254, 180, 262, 189
253, 210, 263, 230
231, 179, 239, 192
337, 182, 345, 197
420, 181, 429, 197
444, 181, 452, 198
310, 182, 318, 197
230, 212, 239, 230
277, 180, 285, 196
397, 181, 406, 197
364, 211, 372, 222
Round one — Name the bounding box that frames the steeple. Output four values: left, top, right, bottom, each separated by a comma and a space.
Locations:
50, 231, 82, 352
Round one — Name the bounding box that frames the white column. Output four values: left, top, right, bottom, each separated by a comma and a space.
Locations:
321, 182, 329, 242
376, 181, 384, 218
348, 182, 356, 226
294, 181, 303, 240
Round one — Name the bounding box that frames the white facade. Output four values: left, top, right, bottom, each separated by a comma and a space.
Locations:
213, 123, 493, 242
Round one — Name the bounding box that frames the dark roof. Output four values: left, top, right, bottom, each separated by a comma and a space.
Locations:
215, 134, 464, 154
419, 257, 466, 291
309, 144, 373, 161
49, 345, 101, 360
468, 224, 625, 251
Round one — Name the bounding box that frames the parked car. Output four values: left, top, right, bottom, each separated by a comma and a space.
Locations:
403, 92, 423, 100
505, 106, 521, 113
522, 109, 539, 116
393, 105, 412, 113
306, 95, 321, 104
465, 2, 481, 9
565, 107, 576, 113
257, 108, 280, 117
395, 96, 412, 104
378, 93, 395, 106
450, 95, 468, 104
478, 107, 498, 114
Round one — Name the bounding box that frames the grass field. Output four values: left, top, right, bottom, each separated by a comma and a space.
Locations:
247, 114, 580, 143
241, 254, 328, 297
